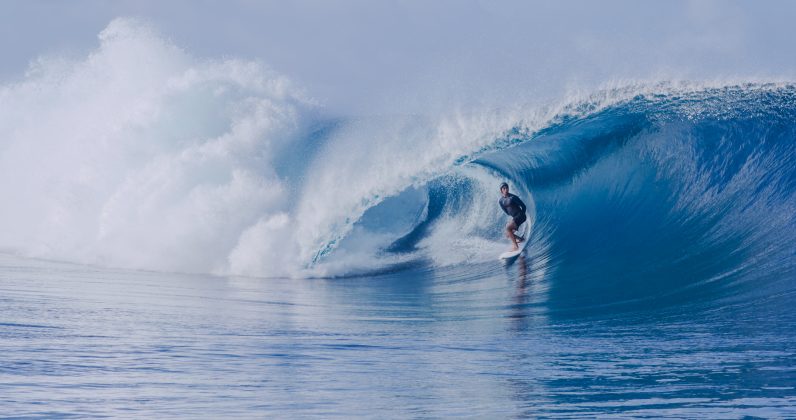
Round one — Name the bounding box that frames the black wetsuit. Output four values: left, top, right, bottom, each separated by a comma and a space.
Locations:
499, 193, 527, 227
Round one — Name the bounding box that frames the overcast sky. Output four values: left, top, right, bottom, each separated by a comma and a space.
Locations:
2, 0, 795, 115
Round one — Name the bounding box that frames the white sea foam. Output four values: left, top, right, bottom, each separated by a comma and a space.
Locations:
0, 19, 312, 276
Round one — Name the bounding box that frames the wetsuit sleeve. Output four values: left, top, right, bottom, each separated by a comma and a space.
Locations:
513, 195, 527, 213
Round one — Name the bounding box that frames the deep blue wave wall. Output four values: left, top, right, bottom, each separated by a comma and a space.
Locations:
474, 86, 796, 314
358, 85, 796, 316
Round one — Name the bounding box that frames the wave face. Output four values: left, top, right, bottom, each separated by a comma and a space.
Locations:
309, 83, 796, 315
312, 84, 796, 275
487, 85, 796, 314
1, 20, 794, 302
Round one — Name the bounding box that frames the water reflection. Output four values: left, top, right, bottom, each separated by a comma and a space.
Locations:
510, 255, 529, 328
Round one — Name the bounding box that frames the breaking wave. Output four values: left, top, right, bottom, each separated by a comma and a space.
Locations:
1, 20, 794, 297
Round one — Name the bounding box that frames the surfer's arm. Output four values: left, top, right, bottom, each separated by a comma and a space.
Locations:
512, 195, 527, 213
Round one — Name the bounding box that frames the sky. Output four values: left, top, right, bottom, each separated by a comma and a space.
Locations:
2, 0, 795, 115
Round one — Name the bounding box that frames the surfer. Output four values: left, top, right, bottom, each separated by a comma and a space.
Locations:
499, 182, 527, 251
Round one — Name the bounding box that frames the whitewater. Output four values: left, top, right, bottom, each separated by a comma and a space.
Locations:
2, 19, 795, 418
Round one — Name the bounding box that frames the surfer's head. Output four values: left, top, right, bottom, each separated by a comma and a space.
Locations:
500, 182, 509, 196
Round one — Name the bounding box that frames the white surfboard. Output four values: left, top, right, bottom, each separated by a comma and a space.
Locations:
499, 221, 531, 261
499, 248, 523, 260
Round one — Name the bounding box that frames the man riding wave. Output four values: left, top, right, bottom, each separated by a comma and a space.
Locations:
499, 182, 527, 251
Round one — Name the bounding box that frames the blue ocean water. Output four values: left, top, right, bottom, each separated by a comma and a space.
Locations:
2, 84, 795, 417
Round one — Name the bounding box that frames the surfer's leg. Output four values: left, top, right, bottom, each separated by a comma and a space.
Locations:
505, 220, 519, 251
512, 214, 527, 243
505, 220, 516, 237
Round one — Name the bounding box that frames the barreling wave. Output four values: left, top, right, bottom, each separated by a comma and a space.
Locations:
1, 20, 794, 301
309, 82, 796, 304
